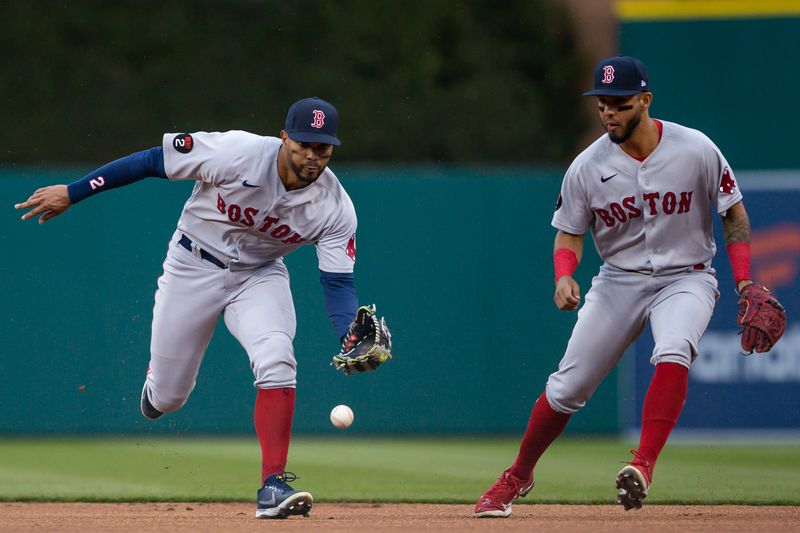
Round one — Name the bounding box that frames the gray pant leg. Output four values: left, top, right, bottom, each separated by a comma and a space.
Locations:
649, 272, 719, 368
547, 269, 648, 413
223, 260, 298, 390
148, 244, 227, 412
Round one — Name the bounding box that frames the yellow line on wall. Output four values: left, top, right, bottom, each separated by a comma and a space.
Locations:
617, 0, 800, 21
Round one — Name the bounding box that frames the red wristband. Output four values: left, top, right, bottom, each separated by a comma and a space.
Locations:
554, 248, 578, 283
726, 242, 751, 285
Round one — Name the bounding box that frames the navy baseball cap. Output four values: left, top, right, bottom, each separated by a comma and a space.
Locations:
285, 97, 341, 146
583, 56, 650, 96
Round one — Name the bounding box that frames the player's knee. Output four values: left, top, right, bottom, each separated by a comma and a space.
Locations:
148, 389, 189, 414
651, 336, 695, 366
546, 375, 591, 414
545, 389, 587, 414
250, 333, 297, 389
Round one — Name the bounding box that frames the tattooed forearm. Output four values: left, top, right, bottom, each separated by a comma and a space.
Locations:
723, 202, 751, 244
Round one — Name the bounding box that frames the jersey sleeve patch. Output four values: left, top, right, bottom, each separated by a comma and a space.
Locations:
172, 134, 194, 154
720, 166, 736, 194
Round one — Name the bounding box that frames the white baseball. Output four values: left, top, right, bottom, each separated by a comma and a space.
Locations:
330, 404, 354, 429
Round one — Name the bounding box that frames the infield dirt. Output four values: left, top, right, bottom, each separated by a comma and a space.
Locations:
2, 503, 799, 532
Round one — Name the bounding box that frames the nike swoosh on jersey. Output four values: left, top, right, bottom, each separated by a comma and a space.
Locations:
242, 180, 260, 188
600, 173, 618, 183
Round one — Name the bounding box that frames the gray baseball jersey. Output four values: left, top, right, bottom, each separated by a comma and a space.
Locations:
145, 131, 357, 413
545, 120, 741, 413
162, 131, 357, 273
552, 120, 743, 275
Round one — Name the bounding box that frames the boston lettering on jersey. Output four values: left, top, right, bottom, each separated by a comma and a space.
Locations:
594, 190, 693, 227
216, 193, 307, 244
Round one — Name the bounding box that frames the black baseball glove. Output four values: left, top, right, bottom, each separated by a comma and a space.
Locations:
737, 283, 787, 354
332, 305, 392, 375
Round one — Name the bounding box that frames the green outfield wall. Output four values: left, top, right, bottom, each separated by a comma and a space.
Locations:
1, 167, 614, 436
618, 2, 800, 169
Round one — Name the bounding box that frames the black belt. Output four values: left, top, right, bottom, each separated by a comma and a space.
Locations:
178, 234, 227, 269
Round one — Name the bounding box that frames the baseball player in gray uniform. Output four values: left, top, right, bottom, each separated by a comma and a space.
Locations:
16, 97, 391, 519
474, 56, 784, 517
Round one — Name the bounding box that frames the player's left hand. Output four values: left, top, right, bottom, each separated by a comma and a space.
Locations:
15, 185, 72, 224
332, 304, 392, 375
737, 283, 787, 354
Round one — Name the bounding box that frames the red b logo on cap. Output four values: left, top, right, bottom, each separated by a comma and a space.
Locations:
602, 65, 615, 84
311, 110, 325, 129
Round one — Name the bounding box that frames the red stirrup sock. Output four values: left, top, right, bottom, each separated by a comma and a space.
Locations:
509, 392, 572, 480
636, 362, 689, 474
254, 387, 296, 483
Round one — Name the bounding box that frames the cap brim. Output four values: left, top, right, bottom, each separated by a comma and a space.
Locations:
287, 131, 341, 146
583, 88, 647, 96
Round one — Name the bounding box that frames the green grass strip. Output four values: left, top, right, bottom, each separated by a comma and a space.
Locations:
1, 436, 798, 504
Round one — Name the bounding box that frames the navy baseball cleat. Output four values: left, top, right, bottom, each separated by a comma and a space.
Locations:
255, 472, 313, 519
616, 451, 652, 510
140, 383, 163, 420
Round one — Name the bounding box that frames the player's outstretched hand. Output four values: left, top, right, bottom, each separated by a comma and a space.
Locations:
555, 275, 581, 311
15, 185, 72, 224
332, 304, 392, 375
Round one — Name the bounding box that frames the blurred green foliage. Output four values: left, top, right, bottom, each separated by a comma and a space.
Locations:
1, 0, 589, 164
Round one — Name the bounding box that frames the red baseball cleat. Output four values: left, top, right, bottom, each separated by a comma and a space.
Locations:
616, 450, 653, 511
474, 468, 534, 518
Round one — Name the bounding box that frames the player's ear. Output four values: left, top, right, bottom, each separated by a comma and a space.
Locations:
280, 130, 288, 143
640, 92, 652, 109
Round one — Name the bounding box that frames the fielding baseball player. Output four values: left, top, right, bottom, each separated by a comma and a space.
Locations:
15, 97, 392, 519
474, 56, 786, 517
